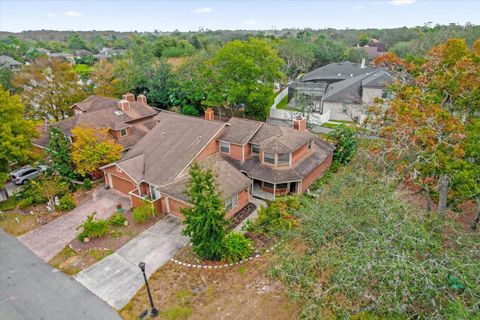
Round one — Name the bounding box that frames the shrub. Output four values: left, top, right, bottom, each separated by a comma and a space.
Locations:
18, 197, 33, 209
77, 212, 109, 241
20, 183, 48, 205
56, 194, 76, 211
83, 178, 92, 190
221, 232, 253, 263
254, 196, 299, 235
327, 124, 358, 165
108, 212, 126, 226
180, 105, 199, 117
133, 201, 154, 224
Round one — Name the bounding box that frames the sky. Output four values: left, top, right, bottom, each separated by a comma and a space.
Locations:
0, 0, 478, 32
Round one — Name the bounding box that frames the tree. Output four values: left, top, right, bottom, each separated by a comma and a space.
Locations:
90, 60, 123, 98
327, 125, 358, 165
0, 86, 37, 194
207, 38, 284, 120
145, 61, 177, 108
71, 127, 123, 177
277, 38, 315, 80
346, 47, 368, 63
47, 126, 76, 179
13, 58, 87, 121
180, 105, 199, 116
312, 35, 348, 67
181, 163, 227, 260
31, 173, 68, 211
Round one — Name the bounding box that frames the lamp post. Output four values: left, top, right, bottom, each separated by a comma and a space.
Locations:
138, 261, 158, 317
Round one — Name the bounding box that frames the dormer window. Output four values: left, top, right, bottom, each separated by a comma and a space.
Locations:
220, 141, 230, 154
264, 152, 275, 164
278, 153, 290, 165
120, 129, 128, 137
251, 144, 260, 154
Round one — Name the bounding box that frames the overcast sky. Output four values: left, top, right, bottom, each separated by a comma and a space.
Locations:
0, 0, 478, 32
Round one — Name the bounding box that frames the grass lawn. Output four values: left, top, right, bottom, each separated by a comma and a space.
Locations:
275, 95, 288, 110
0, 211, 39, 236
120, 254, 299, 320
74, 63, 92, 76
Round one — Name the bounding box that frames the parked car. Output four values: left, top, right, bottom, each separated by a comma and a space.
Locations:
10, 165, 48, 185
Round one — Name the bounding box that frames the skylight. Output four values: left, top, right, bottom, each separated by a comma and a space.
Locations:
114, 110, 124, 116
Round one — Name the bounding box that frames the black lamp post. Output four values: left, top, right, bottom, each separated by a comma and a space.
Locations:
138, 261, 159, 317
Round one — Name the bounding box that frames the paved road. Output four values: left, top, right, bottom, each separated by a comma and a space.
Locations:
75, 215, 188, 309
18, 187, 130, 262
0, 229, 121, 320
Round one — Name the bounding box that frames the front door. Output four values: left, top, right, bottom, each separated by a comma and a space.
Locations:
289, 182, 297, 194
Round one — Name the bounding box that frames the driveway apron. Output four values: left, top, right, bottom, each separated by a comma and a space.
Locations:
75, 215, 188, 310
17, 187, 130, 262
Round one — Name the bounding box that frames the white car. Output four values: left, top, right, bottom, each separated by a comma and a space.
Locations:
10, 165, 48, 185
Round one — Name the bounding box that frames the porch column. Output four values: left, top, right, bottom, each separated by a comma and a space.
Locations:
273, 183, 276, 200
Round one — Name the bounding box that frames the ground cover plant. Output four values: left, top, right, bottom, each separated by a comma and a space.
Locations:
271, 152, 480, 319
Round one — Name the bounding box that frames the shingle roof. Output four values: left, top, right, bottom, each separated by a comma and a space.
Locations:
225, 138, 334, 184
361, 70, 392, 88
159, 153, 251, 202
117, 111, 225, 187
0, 55, 22, 67
250, 124, 316, 153
301, 61, 377, 82
218, 117, 263, 145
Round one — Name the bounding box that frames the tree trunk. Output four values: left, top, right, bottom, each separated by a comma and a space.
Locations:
423, 184, 432, 212
438, 174, 450, 217
472, 199, 480, 231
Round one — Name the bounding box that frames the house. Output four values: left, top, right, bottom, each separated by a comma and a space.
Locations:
48, 52, 75, 64
359, 38, 387, 60
33, 94, 158, 152
101, 110, 334, 219
284, 61, 392, 122
0, 55, 22, 70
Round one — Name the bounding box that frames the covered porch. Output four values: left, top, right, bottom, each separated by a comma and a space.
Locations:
251, 179, 300, 201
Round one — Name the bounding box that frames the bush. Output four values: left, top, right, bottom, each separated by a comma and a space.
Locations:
221, 232, 253, 263
327, 124, 358, 165
180, 105, 199, 117
20, 183, 48, 205
56, 194, 76, 211
253, 196, 300, 235
83, 178, 92, 190
77, 212, 109, 241
108, 212, 126, 226
133, 202, 154, 224
18, 197, 33, 209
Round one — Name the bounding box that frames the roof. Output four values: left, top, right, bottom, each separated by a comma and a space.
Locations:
117, 111, 225, 186
301, 61, 377, 83
250, 123, 316, 153
225, 137, 334, 184
218, 117, 263, 145
0, 55, 22, 67
323, 69, 392, 103
159, 153, 251, 202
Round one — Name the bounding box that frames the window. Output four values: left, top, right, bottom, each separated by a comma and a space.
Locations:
278, 153, 290, 165
307, 140, 312, 151
263, 182, 274, 189
264, 152, 275, 164
251, 144, 260, 154
120, 129, 128, 137
225, 193, 238, 211
342, 103, 348, 113
74, 109, 83, 115
276, 183, 288, 189
150, 185, 160, 200
220, 141, 230, 154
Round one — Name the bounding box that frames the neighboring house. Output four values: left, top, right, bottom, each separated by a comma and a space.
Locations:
73, 49, 92, 58
48, 52, 75, 64
283, 61, 392, 122
93, 48, 126, 61
101, 110, 334, 219
0, 55, 22, 70
33, 93, 158, 152
359, 38, 388, 60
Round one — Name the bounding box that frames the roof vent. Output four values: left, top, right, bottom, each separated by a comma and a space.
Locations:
338, 73, 341, 76
114, 110, 124, 116
161, 132, 166, 135
350, 74, 353, 77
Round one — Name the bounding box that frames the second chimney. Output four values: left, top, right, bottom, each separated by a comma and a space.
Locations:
292, 115, 306, 131
118, 99, 130, 112
122, 93, 135, 103
204, 108, 214, 121
137, 94, 147, 104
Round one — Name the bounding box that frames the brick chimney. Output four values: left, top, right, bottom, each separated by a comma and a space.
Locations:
118, 99, 130, 112
292, 115, 306, 131
204, 108, 214, 121
137, 94, 147, 104
122, 93, 135, 103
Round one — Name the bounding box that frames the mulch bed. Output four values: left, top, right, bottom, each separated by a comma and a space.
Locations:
228, 203, 257, 230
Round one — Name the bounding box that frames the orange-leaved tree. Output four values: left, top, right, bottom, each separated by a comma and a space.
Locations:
71, 126, 123, 177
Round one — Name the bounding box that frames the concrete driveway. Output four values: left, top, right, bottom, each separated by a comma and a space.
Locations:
0, 229, 121, 320
75, 215, 188, 309
18, 187, 130, 262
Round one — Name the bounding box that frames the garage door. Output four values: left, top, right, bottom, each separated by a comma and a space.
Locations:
109, 174, 136, 194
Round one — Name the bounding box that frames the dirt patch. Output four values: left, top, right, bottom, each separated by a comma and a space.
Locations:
120, 254, 299, 320
49, 211, 165, 275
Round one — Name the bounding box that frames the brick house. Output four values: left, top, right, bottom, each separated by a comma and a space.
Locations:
33, 93, 158, 152
101, 110, 334, 219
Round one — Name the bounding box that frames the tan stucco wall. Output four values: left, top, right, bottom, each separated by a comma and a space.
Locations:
362, 87, 383, 104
